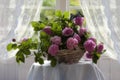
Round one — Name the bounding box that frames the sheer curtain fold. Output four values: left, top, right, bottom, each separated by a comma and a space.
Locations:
0, 0, 43, 62
80, 0, 120, 61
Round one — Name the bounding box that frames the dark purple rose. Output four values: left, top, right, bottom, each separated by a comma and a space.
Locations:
73, 33, 81, 42
97, 43, 104, 53
43, 26, 52, 35
84, 40, 96, 52
74, 16, 84, 26
78, 27, 87, 36
48, 44, 59, 56
86, 52, 92, 58
62, 27, 74, 36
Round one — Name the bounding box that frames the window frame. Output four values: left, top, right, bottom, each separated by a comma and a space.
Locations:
41, 0, 81, 11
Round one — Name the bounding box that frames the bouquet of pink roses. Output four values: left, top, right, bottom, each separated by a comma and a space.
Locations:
7, 11, 106, 67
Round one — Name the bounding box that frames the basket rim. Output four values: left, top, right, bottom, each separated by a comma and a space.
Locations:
56, 48, 85, 56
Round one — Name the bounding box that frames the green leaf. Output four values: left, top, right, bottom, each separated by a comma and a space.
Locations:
92, 53, 100, 64
7, 43, 17, 51
7, 43, 13, 51
55, 10, 62, 17
63, 11, 69, 19
103, 49, 106, 53
40, 39, 50, 52
31, 21, 40, 31
30, 42, 38, 49
51, 23, 62, 35
40, 31, 50, 39
38, 58, 44, 64
47, 54, 53, 60
51, 58, 57, 67
19, 38, 32, 49
34, 52, 43, 63
24, 49, 31, 55
85, 32, 91, 39
12, 44, 17, 49
34, 56, 38, 62
16, 51, 25, 63
39, 23, 46, 30
31, 21, 45, 31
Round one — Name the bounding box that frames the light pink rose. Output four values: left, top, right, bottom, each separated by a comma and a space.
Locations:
97, 43, 104, 53
73, 38, 79, 48
79, 27, 87, 36
73, 33, 81, 42
48, 44, 59, 56
84, 40, 96, 52
62, 27, 74, 36
43, 26, 52, 35
51, 36, 61, 45
74, 16, 84, 26
67, 37, 78, 50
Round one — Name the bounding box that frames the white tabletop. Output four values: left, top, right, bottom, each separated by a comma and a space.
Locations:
27, 61, 105, 80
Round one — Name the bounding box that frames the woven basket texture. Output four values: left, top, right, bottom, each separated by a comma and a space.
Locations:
56, 48, 85, 64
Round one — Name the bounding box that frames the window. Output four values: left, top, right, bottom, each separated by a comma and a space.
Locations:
40, 0, 83, 20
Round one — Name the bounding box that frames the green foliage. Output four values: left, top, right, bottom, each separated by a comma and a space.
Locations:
40, 9, 55, 20
7, 38, 38, 64
7, 43, 17, 51
63, 11, 70, 19
31, 21, 45, 31
40, 31, 50, 39
16, 50, 25, 63
51, 58, 57, 67
40, 39, 50, 52
92, 52, 101, 64
55, 10, 62, 17
51, 23, 62, 36
34, 52, 44, 64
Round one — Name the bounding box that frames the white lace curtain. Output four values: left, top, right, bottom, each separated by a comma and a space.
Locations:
0, 0, 43, 62
80, 0, 120, 61
1, 0, 120, 62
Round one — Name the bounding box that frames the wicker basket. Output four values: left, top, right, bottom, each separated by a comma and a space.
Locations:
56, 48, 85, 64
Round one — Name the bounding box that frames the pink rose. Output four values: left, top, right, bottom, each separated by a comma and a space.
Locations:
67, 37, 78, 50
51, 36, 61, 45
79, 27, 87, 36
43, 26, 52, 35
48, 44, 59, 56
97, 43, 104, 53
84, 40, 96, 52
73, 33, 81, 42
62, 27, 74, 36
74, 16, 84, 26
88, 37, 96, 43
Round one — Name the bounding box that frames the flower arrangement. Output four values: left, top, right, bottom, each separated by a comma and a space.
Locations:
7, 11, 106, 67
